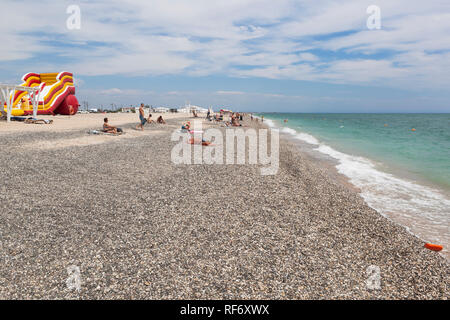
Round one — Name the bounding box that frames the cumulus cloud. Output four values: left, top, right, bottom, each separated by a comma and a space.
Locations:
1, 0, 449, 89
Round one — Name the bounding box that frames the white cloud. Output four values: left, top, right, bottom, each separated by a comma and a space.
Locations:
99, 88, 124, 95
98, 88, 149, 95
215, 91, 245, 95
1, 0, 450, 89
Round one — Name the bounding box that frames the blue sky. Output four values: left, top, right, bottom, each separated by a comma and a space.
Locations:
1, 0, 450, 112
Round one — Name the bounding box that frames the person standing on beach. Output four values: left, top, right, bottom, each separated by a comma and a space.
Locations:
136, 103, 147, 131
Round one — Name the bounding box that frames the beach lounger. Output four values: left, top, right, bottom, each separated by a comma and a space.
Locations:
10, 116, 27, 122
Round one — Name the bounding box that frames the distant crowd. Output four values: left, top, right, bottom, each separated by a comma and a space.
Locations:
101, 102, 262, 136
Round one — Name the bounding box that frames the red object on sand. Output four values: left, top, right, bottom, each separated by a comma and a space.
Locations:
424, 243, 443, 251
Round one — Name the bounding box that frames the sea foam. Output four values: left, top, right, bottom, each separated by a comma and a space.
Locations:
270, 118, 450, 255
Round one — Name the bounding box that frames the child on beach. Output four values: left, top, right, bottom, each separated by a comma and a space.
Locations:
136, 103, 146, 131
157, 115, 166, 124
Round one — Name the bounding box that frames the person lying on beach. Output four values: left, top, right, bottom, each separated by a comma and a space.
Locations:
189, 137, 212, 146
103, 117, 118, 134
157, 115, 166, 124
136, 103, 147, 131
181, 121, 191, 131
25, 118, 53, 124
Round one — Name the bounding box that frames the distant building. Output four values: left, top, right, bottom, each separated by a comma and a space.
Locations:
153, 107, 170, 113
120, 107, 134, 113
178, 103, 208, 113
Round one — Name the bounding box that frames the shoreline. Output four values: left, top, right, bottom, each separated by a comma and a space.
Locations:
259, 114, 450, 195
0, 113, 448, 299
259, 116, 450, 261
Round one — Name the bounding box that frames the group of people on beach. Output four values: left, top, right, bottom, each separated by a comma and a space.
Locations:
136, 103, 166, 131
206, 110, 245, 127
101, 103, 166, 134
230, 113, 243, 126
102, 104, 251, 136
250, 114, 262, 122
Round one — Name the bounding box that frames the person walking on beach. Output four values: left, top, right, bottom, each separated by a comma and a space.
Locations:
136, 103, 146, 131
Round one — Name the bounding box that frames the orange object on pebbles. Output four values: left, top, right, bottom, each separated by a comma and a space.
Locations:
424, 243, 443, 251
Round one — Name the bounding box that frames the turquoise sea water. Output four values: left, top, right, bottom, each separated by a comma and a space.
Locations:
263, 113, 450, 190
259, 113, 450, 258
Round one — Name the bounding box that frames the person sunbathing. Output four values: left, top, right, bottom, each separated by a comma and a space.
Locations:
189, 137, 212, 146
147, 113, 154, 123
25, 118, 53, 124
103, 117, 118, 134
181, 121, 191, 131
157, 115, 166, 124
231, 117, 241, 127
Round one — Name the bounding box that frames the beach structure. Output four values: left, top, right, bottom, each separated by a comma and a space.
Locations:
0, 84, 41, 122
120, 107, 134, 113
1, 72, 79, 121
154, 107, 170, 113
196, 107, 209, 113
178, 102, 208, 114
177, 106, 191, 113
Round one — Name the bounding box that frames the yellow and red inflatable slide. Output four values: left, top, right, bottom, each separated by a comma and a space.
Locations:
2, 71, 79, 116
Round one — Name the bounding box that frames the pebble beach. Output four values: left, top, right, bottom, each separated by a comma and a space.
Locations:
0, 113, 448, 299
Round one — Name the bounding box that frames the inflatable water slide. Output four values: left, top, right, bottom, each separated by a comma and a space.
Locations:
1, 71, 79, 117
